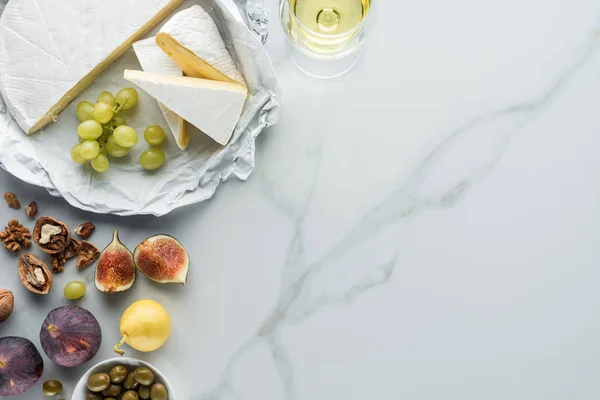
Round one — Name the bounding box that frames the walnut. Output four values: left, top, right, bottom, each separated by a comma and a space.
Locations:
0, 219, 32, 254
17, 253, 52, 295
25, 201, 38, 217
33, 217, 70, 254
63, 238, 81, 260
74, 222, 95, 238
3, 192, 20, 209
50, 253, 67, 273
77, 240, 100, 270
0, 289, 14, 323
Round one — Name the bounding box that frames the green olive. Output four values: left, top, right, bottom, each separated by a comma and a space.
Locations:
87, 373, 110, 392
102, 384, 122, 397
150, 383, 168, 400
85, 393, 103, 400
133, 367, 155, 386
138, 385, 151, 400
124, 372, 139, 390
122, 390, 140, 400
42, 379, 63, 396
110, 364, 129, 383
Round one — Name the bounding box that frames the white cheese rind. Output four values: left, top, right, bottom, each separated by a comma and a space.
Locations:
133, 37, 189, 150
124, 70, 247, 146
0, 0, 182, 134
158, 5, 245, 85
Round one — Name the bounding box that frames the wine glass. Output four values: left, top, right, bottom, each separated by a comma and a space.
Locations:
279, 0, 373, 78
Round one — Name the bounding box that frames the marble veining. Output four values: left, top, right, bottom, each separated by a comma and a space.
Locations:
2, 1, 600, 399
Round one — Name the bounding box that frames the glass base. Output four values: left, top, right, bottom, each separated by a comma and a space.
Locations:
286, 41, 363, 79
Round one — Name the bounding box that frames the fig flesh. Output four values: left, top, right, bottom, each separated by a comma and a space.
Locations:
95, 230, 135, 293
134, 235, 189, 284
0, 336, 43, 396
40, 305, 101, 367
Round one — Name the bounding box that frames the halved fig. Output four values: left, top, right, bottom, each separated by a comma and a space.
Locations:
134, 234, 189, 284
95, 230, 135, 293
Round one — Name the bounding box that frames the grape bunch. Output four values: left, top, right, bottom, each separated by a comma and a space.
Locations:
71, 88, 167, 172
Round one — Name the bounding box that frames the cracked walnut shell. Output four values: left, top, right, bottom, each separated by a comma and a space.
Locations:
33, 217, 70, 254
18, 253, 52, 295
63, 238, 81, 260
77, 240, 100, 270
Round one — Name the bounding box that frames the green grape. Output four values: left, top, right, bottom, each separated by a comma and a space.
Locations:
76, 101, 95, 122
115, 88, 139, 111
64, 281, 86, 300
97, 91, 116, 107
113, 125, 138, 148
79, 140, 100, 160
140, 148, 166, 170
106, 135, 130, 158
77, 120, 103, 140
94, 101, 114, 124
108, 115, 126, 130
70, 144, 87, 165
99, 129, 110, 144
144, 125, 166, 146
91, 153, 109, 173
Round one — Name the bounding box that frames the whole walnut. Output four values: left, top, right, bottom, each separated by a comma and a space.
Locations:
0, 289, 14, 323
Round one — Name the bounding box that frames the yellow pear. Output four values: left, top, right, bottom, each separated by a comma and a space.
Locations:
114, 299, 171, 355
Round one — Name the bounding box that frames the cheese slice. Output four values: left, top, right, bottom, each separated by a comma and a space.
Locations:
124, 70, 247, 146
156, 5, 246, 86
0, 0, 183, 134
133, 37, 189, 150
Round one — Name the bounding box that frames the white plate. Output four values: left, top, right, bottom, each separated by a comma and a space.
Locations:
73, 357, 176, 400
0, 0, 280, 216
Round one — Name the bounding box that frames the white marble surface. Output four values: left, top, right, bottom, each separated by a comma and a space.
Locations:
3, 0, 600, 398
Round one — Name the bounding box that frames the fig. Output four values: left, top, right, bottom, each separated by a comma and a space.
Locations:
0, 336, 43, 396
114, 299, 171, 355
134, 234, 189, 284
95, 230, 135, 293
40, 305, 101, 367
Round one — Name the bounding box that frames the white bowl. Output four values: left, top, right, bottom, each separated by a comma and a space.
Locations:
73, 357, 175, 400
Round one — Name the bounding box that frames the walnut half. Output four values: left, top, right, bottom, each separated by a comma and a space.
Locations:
33, 217, 70, 254
17, 253, 52, 295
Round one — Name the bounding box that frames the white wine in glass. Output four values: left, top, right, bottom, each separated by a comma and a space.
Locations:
280, 0, 373, 77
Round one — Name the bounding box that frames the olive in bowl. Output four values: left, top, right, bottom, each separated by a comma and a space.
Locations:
73, 357, 174, 400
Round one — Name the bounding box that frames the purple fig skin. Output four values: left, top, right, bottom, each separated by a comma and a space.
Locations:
40, 305, 101, 367
0, 336, 43, 396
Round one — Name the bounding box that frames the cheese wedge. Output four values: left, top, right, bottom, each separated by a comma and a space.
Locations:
133, 37, 189, 150
156, 5, 246, 86
124, 70, 246, 146
0, 0, 183, 134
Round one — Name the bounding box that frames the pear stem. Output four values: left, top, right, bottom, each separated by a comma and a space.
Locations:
114, 334, 128, 356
